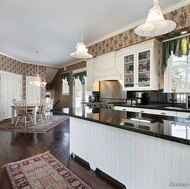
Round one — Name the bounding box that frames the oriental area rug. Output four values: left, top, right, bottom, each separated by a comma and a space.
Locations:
0, 115, 69, 133
3, 151, 92, 189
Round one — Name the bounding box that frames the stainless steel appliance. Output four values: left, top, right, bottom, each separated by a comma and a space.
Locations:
136, 92, 143, 105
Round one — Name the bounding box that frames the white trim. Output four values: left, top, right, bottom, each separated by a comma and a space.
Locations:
72, 67, 87, 74
0, 52, 60, 69
87, 0, 190, 47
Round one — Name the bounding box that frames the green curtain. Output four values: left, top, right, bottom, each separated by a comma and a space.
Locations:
72, 71, 87, 85
61, 72, 70, 85
162, 35, 190, 71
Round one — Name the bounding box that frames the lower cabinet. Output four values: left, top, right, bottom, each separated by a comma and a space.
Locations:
151, 109, 176, 117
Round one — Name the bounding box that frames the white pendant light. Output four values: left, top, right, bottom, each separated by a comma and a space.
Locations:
135, 0, 176, 37
30, 51, 47, 87
70, 0, 92, 59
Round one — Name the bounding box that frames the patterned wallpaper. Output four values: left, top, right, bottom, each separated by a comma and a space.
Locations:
0, 54, 46, 99
51, 4, 190, 109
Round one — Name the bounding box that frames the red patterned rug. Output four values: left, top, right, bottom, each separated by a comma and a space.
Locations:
0, 115, 69, 133
3, 151, 92, 189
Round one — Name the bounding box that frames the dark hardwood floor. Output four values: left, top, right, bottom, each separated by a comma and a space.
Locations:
0, 118, 125, 189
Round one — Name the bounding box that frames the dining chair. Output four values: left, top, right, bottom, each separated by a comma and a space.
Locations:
13, 100, 34, 126
45, 98, 54, 119
37, 104, 48, 123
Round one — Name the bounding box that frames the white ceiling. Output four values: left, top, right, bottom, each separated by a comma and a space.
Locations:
0, 0, 188, 68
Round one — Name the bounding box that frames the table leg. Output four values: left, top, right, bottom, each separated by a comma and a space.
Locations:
33, 108, 37, 125
11, 107, 15, 125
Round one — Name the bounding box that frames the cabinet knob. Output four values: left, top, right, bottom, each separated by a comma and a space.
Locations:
161, 112, 166, 115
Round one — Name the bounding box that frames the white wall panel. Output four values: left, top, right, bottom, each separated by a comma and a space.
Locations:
70, 117, 190, 189
0, 71, 22, 120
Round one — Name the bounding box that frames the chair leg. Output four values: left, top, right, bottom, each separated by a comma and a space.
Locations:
24, 116, 26, 126
15, 116, 19, 126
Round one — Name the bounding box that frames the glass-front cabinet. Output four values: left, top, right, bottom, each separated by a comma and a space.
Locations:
138, 50, 150, 87
122, 39, 160, 91
124, 54, 134, 87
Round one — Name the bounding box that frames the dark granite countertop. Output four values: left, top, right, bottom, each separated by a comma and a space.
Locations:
52, 106, 190, 146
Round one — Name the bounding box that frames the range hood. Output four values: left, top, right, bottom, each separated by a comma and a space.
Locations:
93, 51, 121, 82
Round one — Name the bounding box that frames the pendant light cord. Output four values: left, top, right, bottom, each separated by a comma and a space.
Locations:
80, 0, 84, 42
153, 0, 158, 6
36, 51, 39, 75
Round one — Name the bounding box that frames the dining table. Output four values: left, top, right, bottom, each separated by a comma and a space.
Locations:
11, 104, 40, 125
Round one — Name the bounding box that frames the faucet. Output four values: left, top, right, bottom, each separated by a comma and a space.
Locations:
170, 93, 177, 106
186, 95, 190, 109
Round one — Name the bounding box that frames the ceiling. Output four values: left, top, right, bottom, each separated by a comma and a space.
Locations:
0, 0, 188, 68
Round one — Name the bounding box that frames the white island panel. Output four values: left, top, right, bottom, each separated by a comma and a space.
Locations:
70, 117, 190, 189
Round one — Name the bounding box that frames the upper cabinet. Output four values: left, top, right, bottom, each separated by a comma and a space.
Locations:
118, 39, 160, 91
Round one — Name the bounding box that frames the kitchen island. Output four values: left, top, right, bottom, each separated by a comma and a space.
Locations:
53, 107, 190, 189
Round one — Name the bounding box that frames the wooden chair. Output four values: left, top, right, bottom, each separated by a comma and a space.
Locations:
37, 104, 48, 123
13, 100, 34, 126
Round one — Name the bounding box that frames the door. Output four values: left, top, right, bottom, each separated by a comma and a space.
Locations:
0, 71, 22, 120
26, 76, 41, 104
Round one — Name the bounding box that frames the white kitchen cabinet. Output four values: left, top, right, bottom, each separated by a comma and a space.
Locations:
151, 109, 176, 117
134, 108, 152, 114
114, 106, 135, 112
176, 111, 190, 118
119, 39, 160, 91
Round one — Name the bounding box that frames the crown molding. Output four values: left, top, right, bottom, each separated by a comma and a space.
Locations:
0, 52, 61, 68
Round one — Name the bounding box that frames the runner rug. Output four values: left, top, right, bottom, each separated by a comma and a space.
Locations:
0, 115, 69, 133
3, 151, 92, 189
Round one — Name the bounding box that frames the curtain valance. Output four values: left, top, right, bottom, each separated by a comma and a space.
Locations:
162, 35, 190, 71
73, 71, 86, 85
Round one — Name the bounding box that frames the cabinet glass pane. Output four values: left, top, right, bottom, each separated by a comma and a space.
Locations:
124, 54, 134, 87
138, 50, 150, 87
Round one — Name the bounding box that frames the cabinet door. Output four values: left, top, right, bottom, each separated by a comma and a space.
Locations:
122, 39, 160, 91
123, 53, 135, 89
137, 50, 151, 88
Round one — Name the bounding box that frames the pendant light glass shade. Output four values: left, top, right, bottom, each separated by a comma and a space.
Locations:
70, 0, 92, 59
135, 0, 176, 37
70, 42, 92, 59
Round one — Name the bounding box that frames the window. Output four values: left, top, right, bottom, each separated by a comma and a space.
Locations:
170, 54, 190, 92
73, 69, 89, 108
61, 73, 70, 95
